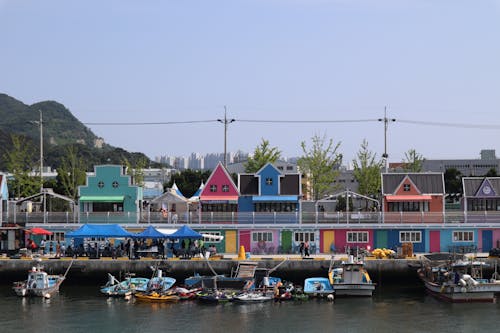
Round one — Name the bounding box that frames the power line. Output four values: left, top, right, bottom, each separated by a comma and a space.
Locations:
82, 120, 218, 126
398, 119, 500, 130
236, 119, 378, 123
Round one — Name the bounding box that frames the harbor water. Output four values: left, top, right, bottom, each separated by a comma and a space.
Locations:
1, 283, 499, 333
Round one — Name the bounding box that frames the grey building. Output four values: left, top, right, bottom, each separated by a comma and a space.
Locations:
421, 149, 499, 176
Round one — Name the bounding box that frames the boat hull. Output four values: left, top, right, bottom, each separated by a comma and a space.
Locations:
422, 280, 497, 303
135, 292, 179, 302
333, 284, 376, 297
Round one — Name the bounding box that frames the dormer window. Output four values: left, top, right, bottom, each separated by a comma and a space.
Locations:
266, 178, 273, 186
210, 185, 217, 192
403, 184, 411, 192
222, 185, 229, 192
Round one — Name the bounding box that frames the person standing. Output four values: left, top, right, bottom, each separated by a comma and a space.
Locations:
304, 240, 310, 257
299, 241, 305, 257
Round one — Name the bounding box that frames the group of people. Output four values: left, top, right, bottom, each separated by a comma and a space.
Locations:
26, 238, 65, 258
299, 240, 310, 257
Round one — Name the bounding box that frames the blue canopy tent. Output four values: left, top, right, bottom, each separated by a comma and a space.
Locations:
66, 224, 134, 238
133, 225, 166, 239
166, 225, 202, 239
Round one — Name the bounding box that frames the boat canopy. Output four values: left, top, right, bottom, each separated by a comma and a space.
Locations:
66, 224, 134, 238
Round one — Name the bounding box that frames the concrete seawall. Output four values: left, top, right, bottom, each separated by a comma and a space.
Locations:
0, 257, 424, 285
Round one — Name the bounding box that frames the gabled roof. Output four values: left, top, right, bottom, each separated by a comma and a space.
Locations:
200, 162, 239, 201
463, 177, 500, 197
382, 173, 444, 195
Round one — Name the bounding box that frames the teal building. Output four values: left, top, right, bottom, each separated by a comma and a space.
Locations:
78, 165, 143, 223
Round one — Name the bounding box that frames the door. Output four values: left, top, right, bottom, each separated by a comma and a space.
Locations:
375, 230, 388, 249
322, 230, 335, 253
429, 230, 440, 253
225, 230, 237, 254
281, 230, 293, 254
482, 230, 493, 252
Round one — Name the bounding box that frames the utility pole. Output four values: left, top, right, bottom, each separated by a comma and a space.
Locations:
217, 106, 235, 167
39, 110, 43, 192
378, 107, 396, 173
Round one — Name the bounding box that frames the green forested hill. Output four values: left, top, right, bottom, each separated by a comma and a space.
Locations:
0, 93, 159, 171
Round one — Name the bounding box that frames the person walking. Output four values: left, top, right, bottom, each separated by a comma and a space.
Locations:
299, 242, 305, 257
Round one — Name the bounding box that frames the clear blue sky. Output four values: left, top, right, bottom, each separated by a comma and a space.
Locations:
1, 0, 500, 165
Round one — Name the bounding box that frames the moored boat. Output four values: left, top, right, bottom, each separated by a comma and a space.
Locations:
100, 273, 150, 296
13, 260, 73, 298
418, 259, 500, 303
303, 277, 335, 296
134, 291, 180, 302
233, 291, 274, 303
329, 256, 376, 297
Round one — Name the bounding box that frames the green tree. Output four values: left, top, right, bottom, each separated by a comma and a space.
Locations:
3, 134, 39, 198
352, 139, 383, 199
56, 145, 87, 200
402, 149, 425, 172
244, 138, 281, 173
444, 168, 463, 201
122, 156, 148, 186
485, 168, 498, 177
298, 134, 342, 201
166, 169, 212, 198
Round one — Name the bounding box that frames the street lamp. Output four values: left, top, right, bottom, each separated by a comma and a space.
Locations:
378, 106, 396, 173
217, 106, 235, 167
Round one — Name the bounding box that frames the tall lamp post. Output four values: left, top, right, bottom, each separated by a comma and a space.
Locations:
378, 106, 396, 173
217, 106, 235, 167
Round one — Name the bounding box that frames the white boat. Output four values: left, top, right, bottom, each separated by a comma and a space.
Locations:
233, 291, 274, 303
13, 260, 73, 298
329, 256, 376, 297
418, 259, 500, 303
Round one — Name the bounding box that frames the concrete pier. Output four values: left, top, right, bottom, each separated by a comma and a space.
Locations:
0, 255, 424, 285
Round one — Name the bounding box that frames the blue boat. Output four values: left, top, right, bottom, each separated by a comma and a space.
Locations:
303, 277, 334, 296
100, 274, 150, 296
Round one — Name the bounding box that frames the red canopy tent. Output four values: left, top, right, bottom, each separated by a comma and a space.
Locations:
27, 227, 53, 236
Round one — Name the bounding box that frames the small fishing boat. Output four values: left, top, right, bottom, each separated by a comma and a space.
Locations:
100, 273, 150, 296
329, 256, 376, 297
171, 286, 201, 300
13, 260, 73, 298
197, 290, 235, 304
303, 277, 334, 296
145, 269, 176, 293
134, 291, 180, 303
418, 259, 500, 303
233, 291, 274, 303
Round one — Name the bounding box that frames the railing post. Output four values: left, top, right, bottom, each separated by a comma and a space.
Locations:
273, 212, 276, 224
252, 212, 255, 225
232, 212, 235, 224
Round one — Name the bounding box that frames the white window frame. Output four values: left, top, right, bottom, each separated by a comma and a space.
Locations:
399, 231, 422, 243
210, 185, 217, 192
221, 185, 229, 192
202, 232, 222, 244
453, 231, 474, 242
252, 231, 273, 242
346, 231, 369, 243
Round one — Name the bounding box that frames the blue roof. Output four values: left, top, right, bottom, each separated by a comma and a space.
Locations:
165, 225, 202, 239
66, 224, 134, 238
252, 195, 298, 202
133, 226, 166, 239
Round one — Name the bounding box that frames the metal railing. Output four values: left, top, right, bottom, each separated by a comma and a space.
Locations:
8, 210, 500, 225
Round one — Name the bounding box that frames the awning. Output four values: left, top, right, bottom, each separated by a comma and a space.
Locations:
79, 196, 125, 202
385, 195, 433, 202
200, 195, 238, 203
252, 195, 298, 202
